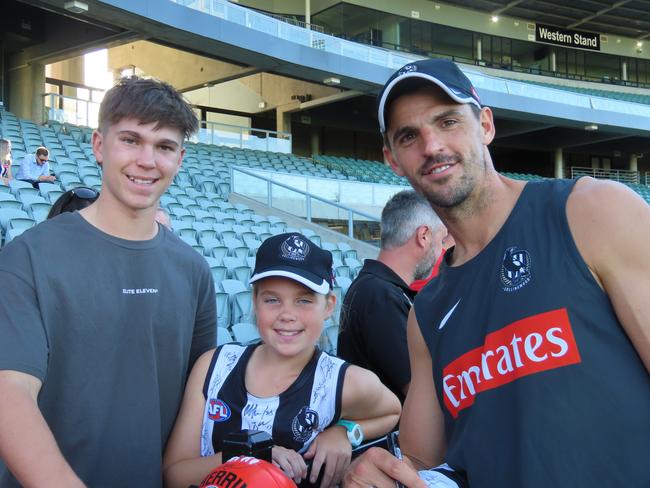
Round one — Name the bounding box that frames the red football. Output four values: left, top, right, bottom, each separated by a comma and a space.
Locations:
200, 456, 297, 488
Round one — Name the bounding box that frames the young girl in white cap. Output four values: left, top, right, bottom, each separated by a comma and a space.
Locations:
164, 233, 401, 488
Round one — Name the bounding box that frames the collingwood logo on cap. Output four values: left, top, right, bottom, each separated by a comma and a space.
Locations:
398, 64, 417, 76
281, 235, 310, 261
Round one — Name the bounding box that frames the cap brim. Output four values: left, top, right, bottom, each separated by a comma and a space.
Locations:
249, 268, 330, 294
378, 72, 480, 134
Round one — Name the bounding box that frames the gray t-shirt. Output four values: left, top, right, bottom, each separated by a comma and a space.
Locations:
0, 212, 216, 487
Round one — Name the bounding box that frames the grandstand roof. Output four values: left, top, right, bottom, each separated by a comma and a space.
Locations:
446, 0, 650, 40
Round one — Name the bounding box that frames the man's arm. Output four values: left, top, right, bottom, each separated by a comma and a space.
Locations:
0, 370, 84, 487
567, 177, 650, 370
342, 309, 446, 486
399, 309, 446, 468
17, 157, 35, 180
37, 162, 55, 182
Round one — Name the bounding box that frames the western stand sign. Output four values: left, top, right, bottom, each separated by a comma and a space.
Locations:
535, 23, 601, 51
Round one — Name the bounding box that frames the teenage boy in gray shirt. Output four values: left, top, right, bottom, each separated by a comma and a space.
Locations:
0, 77, 216, 487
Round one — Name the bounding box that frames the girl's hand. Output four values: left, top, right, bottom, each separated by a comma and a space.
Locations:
303, 426, 352, 488
272, 445, 308, 484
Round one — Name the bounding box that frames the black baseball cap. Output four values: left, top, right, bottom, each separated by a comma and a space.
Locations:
377, 58, 481, 134
249, 233, 334, 294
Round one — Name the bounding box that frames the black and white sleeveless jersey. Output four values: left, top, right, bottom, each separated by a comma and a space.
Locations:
415, 179, 650, 487
200, 343, 349, 456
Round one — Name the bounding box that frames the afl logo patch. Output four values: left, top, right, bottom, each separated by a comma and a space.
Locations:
500, 246, 532, 292
207, 399, 231, 422
291, 406, 319, 443
281, 235, 310, 261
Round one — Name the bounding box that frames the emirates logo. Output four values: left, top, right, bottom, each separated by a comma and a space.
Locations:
442, 309, 581, 418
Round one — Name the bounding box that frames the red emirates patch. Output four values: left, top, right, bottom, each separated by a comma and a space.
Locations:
442, 308, 581, 418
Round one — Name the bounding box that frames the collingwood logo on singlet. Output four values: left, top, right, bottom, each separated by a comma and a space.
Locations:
291, 406, 319, 442
500, 246, 531, 292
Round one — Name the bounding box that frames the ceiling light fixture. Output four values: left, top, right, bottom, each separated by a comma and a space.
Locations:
491, 15, 499, 23
323, 77, 341, 86
64, 0, 89, 13
584, 124, 599, 131
636, 41, 643, 48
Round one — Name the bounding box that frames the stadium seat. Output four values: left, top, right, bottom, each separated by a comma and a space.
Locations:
222, 256, 247, 278
321, 242, 343, 261
338, 242, 358, 260
197, 228, 219, 242
232, 266, 252, 283
334, 265, 350, 279
201, 237, 223, 255
210, 265, 227, 283
232, 290, 254, 324
217, 326, 233, 346
220, 279, 248, 297
320, 324, 339, 355
27, 202, 52, 221
210, 246, 229, 262
231, 322, 260, 345
216, 292, 230, 329
335, 276, 352, 295
179, 234, 199, 247
19, 194, 49, 207
0, 208, 31, 231
0, 193, 19, 204
45, 190, 64, 204
4, 225, 30, 244
204, 256, 221, 268
38, 182, 62, 197
9, 180, 35, 195
330, 286, 343, 326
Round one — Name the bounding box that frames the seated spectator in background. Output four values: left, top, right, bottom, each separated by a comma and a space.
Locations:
337, 190, 447, 403
15, 146, 56, 188
46, 187, 99, 219
0, 138, 12, 184
163, 233, 401, 488
155, 207, 172, 230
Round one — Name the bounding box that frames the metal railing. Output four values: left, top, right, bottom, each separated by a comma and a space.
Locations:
170, 0, 421, 71
264, 12, 324, 33
570, 166, 639, 184
230, 165, 380, 244
43, 93, 100, 128
170, 0, 650, 120
42, 92, 292, 152
197, 120, 291, 153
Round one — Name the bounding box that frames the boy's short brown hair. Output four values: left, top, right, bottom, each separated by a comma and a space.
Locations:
98, 76, 198, 140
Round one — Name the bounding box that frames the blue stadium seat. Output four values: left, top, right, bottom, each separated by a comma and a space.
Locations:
231, 322, 260, 345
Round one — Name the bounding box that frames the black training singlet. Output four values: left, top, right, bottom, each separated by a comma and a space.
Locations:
415, 179, 650, 488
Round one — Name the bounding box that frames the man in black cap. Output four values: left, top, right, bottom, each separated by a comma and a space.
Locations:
343, 59, 650, 487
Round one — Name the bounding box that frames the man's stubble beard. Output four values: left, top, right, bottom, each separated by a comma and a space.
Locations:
417, 145, 486, 211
